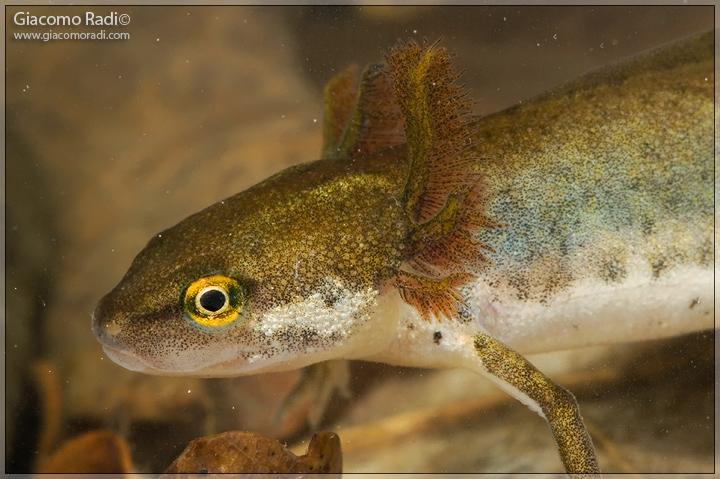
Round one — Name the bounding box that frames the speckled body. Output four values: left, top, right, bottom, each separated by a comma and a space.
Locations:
462, 31, 714, 353
93, 33, 713, 476
477, 42, 712, 302
95, 32, 714, 373
371, 33, 714, 374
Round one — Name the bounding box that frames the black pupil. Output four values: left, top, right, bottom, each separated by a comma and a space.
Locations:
199, 289, 227, 312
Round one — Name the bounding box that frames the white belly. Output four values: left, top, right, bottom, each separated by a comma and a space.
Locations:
467, 265, 714, 354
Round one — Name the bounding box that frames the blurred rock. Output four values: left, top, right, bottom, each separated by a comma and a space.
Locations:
34, 430, 132, 475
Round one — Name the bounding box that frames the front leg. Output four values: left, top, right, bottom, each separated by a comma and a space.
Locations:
472, 332, 600, 477
365, 305, 601, 476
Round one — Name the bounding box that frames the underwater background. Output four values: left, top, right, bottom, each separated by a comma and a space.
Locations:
5, 5, 715, 473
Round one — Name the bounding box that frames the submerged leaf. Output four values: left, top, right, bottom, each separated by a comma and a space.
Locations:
161, 430, 342, 476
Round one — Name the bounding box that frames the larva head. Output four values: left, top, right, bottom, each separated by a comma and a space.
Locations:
92, 154, 412, 376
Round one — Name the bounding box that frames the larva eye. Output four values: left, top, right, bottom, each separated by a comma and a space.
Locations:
197, 286, 229, 314
184, 275, 247, 327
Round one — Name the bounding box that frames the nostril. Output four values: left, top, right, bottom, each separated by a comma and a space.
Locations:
105, 320, 122, 338
92, 317, 124, 351
91, 301, 123, 343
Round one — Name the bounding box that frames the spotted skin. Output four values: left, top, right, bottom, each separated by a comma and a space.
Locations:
473, 32, 713, 304
473, 333, 599, 476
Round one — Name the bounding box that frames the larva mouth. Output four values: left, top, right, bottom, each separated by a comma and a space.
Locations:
101, 344, 150, 372
100, 341, 258, 378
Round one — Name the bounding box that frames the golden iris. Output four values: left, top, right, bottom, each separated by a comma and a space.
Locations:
184, 275, 246, 327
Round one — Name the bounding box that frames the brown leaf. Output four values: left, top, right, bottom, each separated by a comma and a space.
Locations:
162, 430, 342, 476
